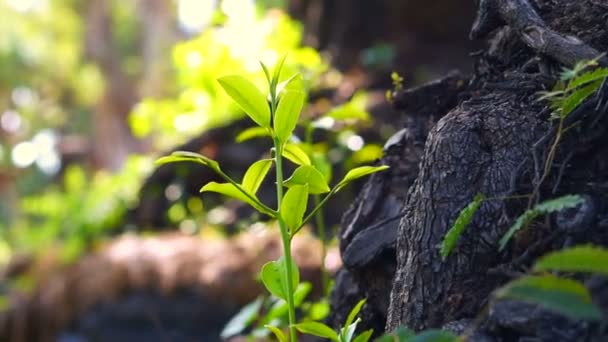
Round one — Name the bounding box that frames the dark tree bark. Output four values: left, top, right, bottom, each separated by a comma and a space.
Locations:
331, 0, 608, 339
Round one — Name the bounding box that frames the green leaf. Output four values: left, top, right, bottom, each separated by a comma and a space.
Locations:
242, 159, 273, 195
294, 321, 339, 341
265, 325, 288, 342
353, 329, 374, 342
281, 184, 309, 231
265, 282, 312, 322
260, 62, 272, 85
220, 297, 263, 339
218, 75, 271, 128
345, 299, 366, 327
496, 275, 602, 321
236, 126, 271, 142
312, 152, 332, 182
560, 80, 602, 117
200, 182, 271, 216
274, 89, 306, 144
276, 73, 304, 96
156, 151, 220, 171
340, 320, 359, 342
326, 92, 370, 122
534, 245, 608, 276
567, 67, 608, 90
282, 143, 311, 165
284, 165, 330, 194
440, 193, 485, 260
260, 257, 299, 301
336, 165, 389, 191
272, 54, 288, 89
499, 195, 584, 251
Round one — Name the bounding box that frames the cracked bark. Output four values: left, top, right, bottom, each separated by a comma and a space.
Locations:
331, 0, 608, 338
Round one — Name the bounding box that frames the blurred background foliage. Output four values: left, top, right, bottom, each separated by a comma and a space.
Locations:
0, 0, 475, 266
0, 0, 378, 265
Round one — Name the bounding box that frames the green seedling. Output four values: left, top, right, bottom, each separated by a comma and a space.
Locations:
157, 56, 388, 342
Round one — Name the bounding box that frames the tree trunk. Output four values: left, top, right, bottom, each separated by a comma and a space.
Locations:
331, 0, 608, 339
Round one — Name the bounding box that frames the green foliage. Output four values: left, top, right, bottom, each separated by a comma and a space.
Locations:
157, 58, 388, 342
274, 83, 306, 144
496, 274, 601, 321
218, 75, 272, 128
130, 6, 327, 149
284, 165, 330, 194
440, 193, 485, 260
242, 159, 274, 194
335, 165, 390, 192
499, 195, 584, 251
295, 322, 340, 341
533, 245, 608, 276
282, 143, 312, 165
10, 157, 151, 262
326, 91, 371, 122
540, 57, 608, 120
281, 185, 309, 231
220, 297, 264, 339
261, 257, 300, 301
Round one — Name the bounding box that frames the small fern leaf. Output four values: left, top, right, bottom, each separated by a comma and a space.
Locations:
499, 195, 584, 251
440, 193, 484, 260
567, 67, 608, 91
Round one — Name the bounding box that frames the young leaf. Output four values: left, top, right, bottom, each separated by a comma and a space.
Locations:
312, 152, 332, 182
284, 165, 330, 194
274, 89, 306, 144
534, 245, 608, 276
567, 67, 608, 90
265, 325, 287, 342
260, 257, 300, 301
260, 62, 272, 85
499, 195, 584, 251
272, 54, 288, 89
560, 80, 602, 118
242, 159, 273, 195
496, 275, 602, 321
265, 282, 312, 322
281, 184, 309, 232
236, 126, 271, 142
440, 193, 485, 260
156, 151, 220, 171
220, 297, 263, 339
340, 319, 359, 342
352, 329, 373, 342
200, 182, 272, 216
276, 73, 304, 96
335, 165, 389, 192
345, 299, 366, 327
294, 321, 339, 341
218, 75, 271, 128
282, 143, 311, 165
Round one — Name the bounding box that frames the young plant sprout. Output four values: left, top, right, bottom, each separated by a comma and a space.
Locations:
156, 56, 388, 342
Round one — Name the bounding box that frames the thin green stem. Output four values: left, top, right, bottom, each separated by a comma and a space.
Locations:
294, 188, 337, 235
273, 138, 298, 342
313, 194, 329, 294
215, 169, 276, 216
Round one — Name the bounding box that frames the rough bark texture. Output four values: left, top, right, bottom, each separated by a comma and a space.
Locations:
332, 0, 608, 339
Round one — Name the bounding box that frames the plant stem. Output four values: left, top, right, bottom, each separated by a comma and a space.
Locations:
313, 194, 329, 294
273, 138, 298, 342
